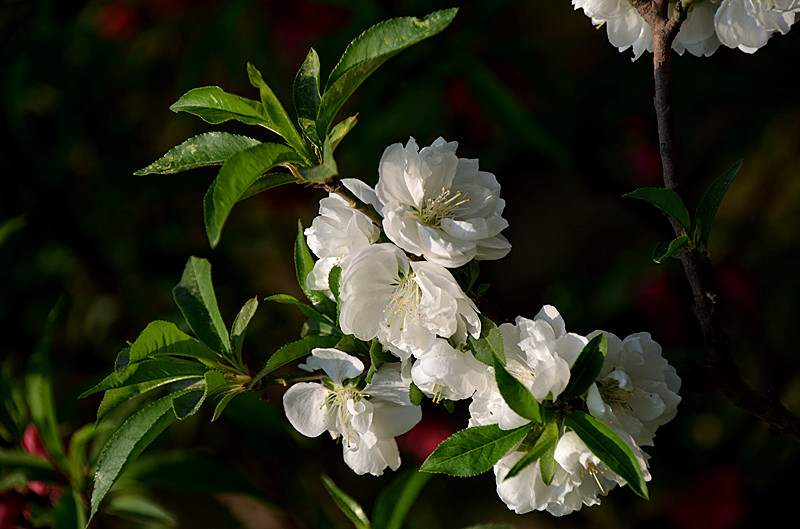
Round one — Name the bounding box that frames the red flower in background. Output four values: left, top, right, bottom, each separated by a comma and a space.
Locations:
396, 405, 457, 465
95, 2, 142, 42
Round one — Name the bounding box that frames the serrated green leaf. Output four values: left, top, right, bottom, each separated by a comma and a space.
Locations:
333, 335, 369, 356
247, 62, 312, 162
504, 421, 558, 481
564, 411, 648, 499
293, 48, 322, 147
25, 298, 70, 480
561, 333, 607, 400
170, 86, 267, 126
211, 390, 243, 422
123, 320, 220, 370
104, 494, 176, 526
237, 171, 297, 203
652, 235, 689, 264
79, 357, 209, 399
294, 220, 338, 315
95, 376, 204, 423
171, 388, 205, 420
231, 297, 258, 366
249, 334, 340, 388
322, 475, 371, 529
408, 382, 425, 407
53, 488, 86, 529
468, 315, 505, 366
205, 142, 303, 248
298, 136, 337, 183
133, 132, 261, 176
329, 115, 358, 153
493, 357, 542, 423
90, 389, 193, 520
317, 9, 457, 136
624, 187, 691, 234
695, 159, 743, 247
173, 256, 230, 357
372, 470, 431, 529
420, 424, 531, 477
263, 294, 334, 325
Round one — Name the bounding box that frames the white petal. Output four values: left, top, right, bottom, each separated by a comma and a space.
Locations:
283, 383, 329, 437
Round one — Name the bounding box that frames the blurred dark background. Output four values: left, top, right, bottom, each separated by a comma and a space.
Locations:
2, 0, 799, 528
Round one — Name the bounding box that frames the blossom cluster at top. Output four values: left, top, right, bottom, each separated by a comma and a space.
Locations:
573, 0, 800, 60
283, 137, 681, 516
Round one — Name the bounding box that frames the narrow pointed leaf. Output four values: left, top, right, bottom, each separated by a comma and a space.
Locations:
623, 187, 691, 234
205, 143, 303, 247
247, 62, 312, 162
329, 115, 358, 153
263, 294, 333, 325
294, 220, 337, 315
293, 48, 322, 146
468, 315, 505, 366
53, 488, 86, 529
493, 358, 542, 423
104, 494, 176, 526
372, 470, 431, 529
249, 334, 340, 388
317, 9, 457, 136
231, 297, 258, 365
652, 235, 689, 264
420, 424, 531, 477
237, 171, 297, 203
211, 390, 243, 422
133, 132, 261, 175
561, 333, 607, 400
171, 388, 206, 420
695, 159, 743, 247
123, 320, 220, 369
80, 357, 210, 399
322, 475, 371, 529
564, 411, 649, 499
298, 136, 337, 183
505, 421, 558, 481
95, 376, 204, 423
170, 86, 268, 126
90, 389, 193, 520
173, 256, 230, 357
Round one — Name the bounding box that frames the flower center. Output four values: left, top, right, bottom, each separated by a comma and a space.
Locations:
598, 378, 634, 411
582, 462, 607, 494
416, 187, 470, 227
324, 385, 367, 446
384, 273, 421, 331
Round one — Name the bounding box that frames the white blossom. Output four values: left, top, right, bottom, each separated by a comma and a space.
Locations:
339, 243, 480, 360
715, 0, 800, 52
469, 306, 587, 430
410, 339, 491, 402
375, 137, 511, 268
494, 429, 650, 516
304, 188, 381, 298
586, 331, 681, 446
282, 348, 421, 476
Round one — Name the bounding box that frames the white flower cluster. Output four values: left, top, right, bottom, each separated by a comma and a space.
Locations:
282, 137, 680, 517
573, 0, 800, 60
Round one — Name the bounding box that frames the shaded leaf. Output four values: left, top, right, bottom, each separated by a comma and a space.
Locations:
53, 488, 86, 529
95, 376, 204, 423
505, 421, 558, 482
493, 358, 542, 423
80, 357, 209, 399
623, 187, 691, 234
263, 294, 333, 325
105, 494, 176, 526
298, 136, 337, 183
237, 171, 297, 202
564, 411, 649, 499
561, 333, 607, 400
204, 143, 303, 248
329, 115, 358, 153
420, 424, 531, 477
372, 470, 431, 529
408, 382, 425, 407
695, 159, 743, 247
249, 334, 340, 388
133, 132, 261, 176
293, 48, 322, 147
173, 256, 230, 356
652, 235, 689, 264
231, 297, 258, 365
321, 475, 371, 529
123, 321, 220, 369
468, 315, 505, 366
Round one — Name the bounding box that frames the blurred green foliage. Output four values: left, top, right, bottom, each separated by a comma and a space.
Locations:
2, 0, 800, 528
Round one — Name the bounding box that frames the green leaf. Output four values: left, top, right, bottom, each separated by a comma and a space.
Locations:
298, 136, 337, 183
0, 214, 26, 247
408, 382, 425, 407
95, 376, 204, 423
53, 488, 86, 529
171, 388, 206, 420
133, 132, 261, 176
420, 424, 531, 477
328, 265, 342, 303
263, 294, 334, 325
329, 115, 358, 153
25, 298, 70, 479
468, 315, 505, 366
561, 333, 607, 400
293, 48, 322, 147
231, 297, 258, 366
123, 320, 221, 369
249, 334, 340, 388
294, 220, 338, 315
493, 358, 542, 423
104, 494, 176, 526
173, 256, 230, 357
317, 9, 457, 136
204, 142, 303, 248
695, 159, 743, 247
170, 86, 268, 127
504, 421, 559, 482
321, 475, 371, 529
372, 470, 431, 529
237, 171, 297, 203
211, 389, 243, 422
90, 389, 193, 520
80, 357, 209, 399
564, 411, 649, 499
624, 187, 691, 234
652, 235, 689, 264
247, 62, 312, 162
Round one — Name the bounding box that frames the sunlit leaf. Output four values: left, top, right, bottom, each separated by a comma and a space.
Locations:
133, 132, 260, 176
420, 424, 531, 477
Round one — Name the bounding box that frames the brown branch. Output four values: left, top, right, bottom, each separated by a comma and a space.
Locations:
635, 0, 800, 442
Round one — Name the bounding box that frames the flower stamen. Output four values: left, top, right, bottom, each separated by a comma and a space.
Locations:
416, 187, 470, 227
